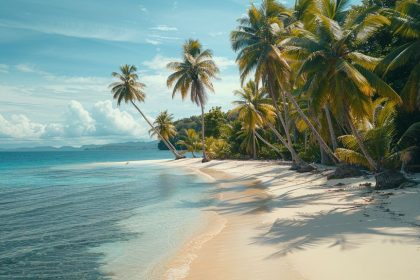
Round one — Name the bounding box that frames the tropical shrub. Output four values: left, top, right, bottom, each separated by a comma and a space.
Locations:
205, 137, 231, 160
335, 101, 420, 171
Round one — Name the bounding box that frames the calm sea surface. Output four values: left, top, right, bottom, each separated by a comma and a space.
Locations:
0, 150, 213, 279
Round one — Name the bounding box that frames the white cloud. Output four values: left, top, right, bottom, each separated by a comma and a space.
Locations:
213, 56, 236, 70
143, 55, 235, 72
5, 65, 110, 96
149, 34, 180, 40
0, 64, 9, 74
0, 114, 45, 139
144, 34, 180, 46
138, 5, 148, 12
145, 38, 161, 45
0, 20, 140, 43
0, 100, 149, 140
143, 55, 178, 71
91, 100, 146, 137
64, 100, 96, 136
15, 64, 38, 73
211, 74, 240, 107
209, 31, 225, 37
14, 64, 55, 79
151, 25, 178, 31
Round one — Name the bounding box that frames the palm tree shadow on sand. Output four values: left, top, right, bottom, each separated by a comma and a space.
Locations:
175, 162, 420, 260
253, 203, 420, 259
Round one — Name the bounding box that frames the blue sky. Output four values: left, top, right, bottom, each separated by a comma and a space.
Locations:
0, 0, 359, 148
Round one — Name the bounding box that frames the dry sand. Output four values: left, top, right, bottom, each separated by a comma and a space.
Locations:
158, 159, 420, 280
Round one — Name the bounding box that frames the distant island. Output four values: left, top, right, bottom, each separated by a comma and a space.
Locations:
0, 141, 159, 152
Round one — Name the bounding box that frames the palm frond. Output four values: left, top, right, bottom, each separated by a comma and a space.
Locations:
335, 148, 370, 168
397, 122, 420, 149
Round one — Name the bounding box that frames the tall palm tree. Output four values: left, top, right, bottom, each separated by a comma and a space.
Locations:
167, 39, 220, 162
288, 0, 348, 162
149, 110, 180, 153
109, 64, 183, 159
231, 0, 340, 165
287, 9, 401, 171
231, 0, 304, 164
377, 0, 420, 111
177, 129, 201, 158
231, 80, 276, 159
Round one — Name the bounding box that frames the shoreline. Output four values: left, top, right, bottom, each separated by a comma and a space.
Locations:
156, 158, 420, 280
159, 161, 291, 280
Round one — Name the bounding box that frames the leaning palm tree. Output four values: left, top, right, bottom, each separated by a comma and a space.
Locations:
167, 39, 220, 162
109, 64, 183, 159
149, 110, 180, 153
231, 80, 276, 159
177, 129, 201, 158
286, 9, 402, 171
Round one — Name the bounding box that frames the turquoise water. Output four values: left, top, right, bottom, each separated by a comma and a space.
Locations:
0, 150, 213, 279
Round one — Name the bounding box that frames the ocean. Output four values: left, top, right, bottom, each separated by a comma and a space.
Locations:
0, 150, 213, 279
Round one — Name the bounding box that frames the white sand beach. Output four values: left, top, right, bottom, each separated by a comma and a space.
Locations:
158, 159, 420, 280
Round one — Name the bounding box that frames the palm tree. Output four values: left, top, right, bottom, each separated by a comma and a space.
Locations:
336, 100, 420, 171
287, 9, 402, 171
237, 127, 259, 159
231, 0, 304, 164
231, 80, 276, 159
167, 39, 220, 162
231, 0, 341, 165
149, 110, 180, 154
109, 64, 183, 159
377, 0, 420, 111
177, 129, 201, 158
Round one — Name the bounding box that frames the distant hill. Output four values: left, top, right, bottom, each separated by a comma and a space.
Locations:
1, 141, 159, 152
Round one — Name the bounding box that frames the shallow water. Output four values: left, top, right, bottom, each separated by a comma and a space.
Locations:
0, 150, 214, 279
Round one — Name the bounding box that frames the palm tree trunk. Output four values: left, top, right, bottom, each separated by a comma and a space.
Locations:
131, 101, 183, 159
267, 81, 302, 164
200, 104, 209, 162
324, 105, 338, 151
255, 130, 284, 159
345, 111, 378, 171
284, 91, 339, 163
252, 129, 257, 160
266, 122, 300, 161
293, 125, 299, 143
266, 122, 289, 148
191, 151, 196, 158
164, 136, 178, 152
310, 107, 332, 165
279, 91, 292, 142
320, 143, 328, 164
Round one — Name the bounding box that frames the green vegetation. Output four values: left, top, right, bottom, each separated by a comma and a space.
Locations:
110, 0, 420, 180
177, 129, 201, 158
231, 80, 276, 159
